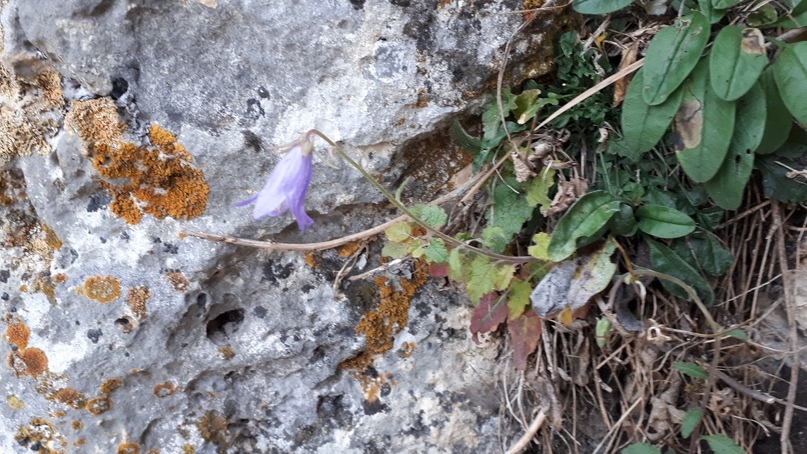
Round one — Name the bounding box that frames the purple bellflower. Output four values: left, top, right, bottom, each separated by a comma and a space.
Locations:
235, 132, 315, 232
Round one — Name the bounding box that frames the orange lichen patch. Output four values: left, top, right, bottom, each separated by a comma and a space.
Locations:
218, 346, 235, 360
337, 241, 361, 258
52, 273, 68, 284
7, 395, 24, 410
74, 438, 86, 446
85, 396, 112, 415
182, 445, 195, 454
91, 125, 209, 224
33, 276, 56, 299
117, 441, 141, 454
70, 420, 83, 430
5, 322, 30, 348
100, 377, 123, 394
14, 418, 58, 452
36, 71, 64, 110
198, 410, 229, 447
64, 98, 126, 147
398, 342, 416, 358
52, 388, 87, 410
42, 224, 62, 249
153, 382, 176, 398
7, 347, 48, 377
78, 275, 121, 303
304, 251, 321, 268
127, 285, 151, 321
165, 271, 190, 292
53, 410, 66, 418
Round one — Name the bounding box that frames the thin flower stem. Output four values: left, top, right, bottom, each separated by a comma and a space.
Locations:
309, 129, 536, 264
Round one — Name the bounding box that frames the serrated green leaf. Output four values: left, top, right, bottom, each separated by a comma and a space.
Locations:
673, 57, 735, 182
489, 182, 534, 240
572, 0, 633, 15
621, 68, 685, 154
507, 279, 532, 320
756, 69, 793, 154
496, 264, 516, 291
704, 82, 764, 209
423, 238, 448, 263
647, 238, 715, 306
528, 233, 551, 260
548, 191, 621, 262
450, 120, 482, 154
709, 27, 768, 101
643, 13, 710, 106
526, 168, 556, 211
673, 361, 709, 379
410, 205, 447, 229
621, 443, 662, 454
700, 435, 745, 454
381, 240, 410, 259
448, 248, 464, 281
385, 221, 412, 243
773, 42, 807, 126
410, 244, 425, 258
681, 408, 704, 438
466, 255, 498, 303
482, 226, 509, 254
637, 205, 696, 239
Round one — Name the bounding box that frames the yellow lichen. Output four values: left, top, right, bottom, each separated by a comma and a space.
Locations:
5, 322, 30, 349
7, 395, 24, 410
127, 285, 151, 321
79, 275, 121, 303
64, 98, 125, 148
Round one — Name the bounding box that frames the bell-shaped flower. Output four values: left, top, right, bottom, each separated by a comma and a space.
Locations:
235, 133, 315, 231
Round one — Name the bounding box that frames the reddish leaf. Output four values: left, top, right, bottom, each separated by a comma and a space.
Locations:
470, 292, 508, 343
508, 312, 543, 370
430, 262, 449, 277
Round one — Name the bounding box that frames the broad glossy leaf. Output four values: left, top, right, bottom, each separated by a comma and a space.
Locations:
647, 238, 715, 305
622, 68, 684, 153
572, 0, 634, 15
547, 191, 621, 262
637, 205, 696, 238
756, 69, 793, 154
673, 232, 734, 277
704, 82, 765, 209
700, 435, 745, 454
673, 57, 735, 182
756, 154, 807, 203
773, 42, 807, 126
698, 0, 726, 24
711, 0, 739, 9
643, 13, 710, 106
709, 27, 768, 101
607, 203, 638, 237
746, 4, 777, 27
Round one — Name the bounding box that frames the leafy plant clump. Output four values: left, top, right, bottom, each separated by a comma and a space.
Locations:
381, 0, 807, 451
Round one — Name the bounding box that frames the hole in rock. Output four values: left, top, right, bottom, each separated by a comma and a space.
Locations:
206, 309, 245, 346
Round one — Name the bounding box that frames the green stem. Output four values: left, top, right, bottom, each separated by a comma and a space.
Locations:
309, 130, 536, 264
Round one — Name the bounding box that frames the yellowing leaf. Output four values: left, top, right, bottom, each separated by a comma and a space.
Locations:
385, 221, 411, 242
507, 279, 532, 320
528, 233, 551, 260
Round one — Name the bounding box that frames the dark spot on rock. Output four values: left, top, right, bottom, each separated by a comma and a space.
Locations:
261, 260, 294, 286
242, 130, 263, 153
163, 243, 178, 254
389, 0, 410, 7
309, 346, 326, 364
120, 231, 129, 240
10, 344, 18, 351
99, 237, 106, 244
349, 0, 365, 9
29, 442, 42, 451
110, 77, 129, 100
1, 292, 8, 301
57, 248, 79, 268
75, 320, 80, 325
246, 98, 265, 119
0, 269, 9, 283
362, 398, 389, 416
363, 365, 379, 379
206, 309, 245, 346
380, 381, 392, 397
87, 193, 112, 212
153, 237, 161, 243
87, 328, 103, 344
252, 306, 267, 318
257, 86, 270, 99
114, 317, 130, 326
124, 352, 129, 357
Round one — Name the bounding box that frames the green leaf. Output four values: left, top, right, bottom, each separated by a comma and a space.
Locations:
572, 0, 633, 15
607, 203, 638, 237
647, 238, 715, 305
450, 120, 482, 154
747, 4, 777, 27
621, 68, 685, 154
566, 241, 618, 310
675, 232, 734, 277
756, 154, 807, 203
466, 255, 498, 303
709, 27, 768, 101
773, 42, 807, 126
547, 191, 621, 262
703, 82, 765, 209
673, 361, 709, 379
756, 69, 793, 155
482, 89, 517, 140
621, 443, 662, 454
711, 0, 739, 10
643, 13, 711, 106
528, 233, 551, 260
385, 221, 412, 242
636, 205, 696, 239
507, 279, 533, 320
488, 182, 534, 240
448, 248, 464, 281
514, 89, 558, 125
525, 168, 556, 212
381, 240, 410, 259
681, 408, 704, 438
724, 328, 748, 340
700, 435, 745, 454
698, 0, 726, 24
410, 205, 448, 229
673, 57, 736, 182
423, 238, 448, 263
482, 226, 509, 254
